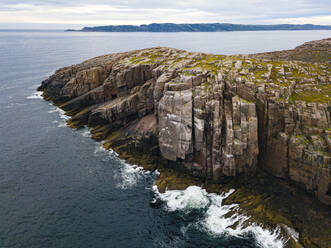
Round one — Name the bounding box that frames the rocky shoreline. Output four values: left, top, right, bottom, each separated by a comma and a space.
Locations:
38, 38, 330, 247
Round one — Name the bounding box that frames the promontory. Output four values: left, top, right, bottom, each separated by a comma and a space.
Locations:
38, 38, 331, 207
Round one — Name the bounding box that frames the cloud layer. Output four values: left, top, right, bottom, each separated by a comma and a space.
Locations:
0, 0, 330, 29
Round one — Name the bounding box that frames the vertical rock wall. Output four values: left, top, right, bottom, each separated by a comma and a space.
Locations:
157, 73, 259, 181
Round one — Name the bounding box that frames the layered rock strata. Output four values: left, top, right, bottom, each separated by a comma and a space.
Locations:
38, 43, 331, 205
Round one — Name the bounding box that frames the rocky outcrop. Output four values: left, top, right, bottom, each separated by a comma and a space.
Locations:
38, 42, 331, 205
248, 38, 331, 63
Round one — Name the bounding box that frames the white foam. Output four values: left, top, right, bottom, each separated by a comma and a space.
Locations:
116, 163, 145, 189
94, 144, 107, 156
79, 127, 91, 138
47, 106, 70, 127
202, 191, 244, 236
48, 106, 69, 120
156, 186, 210, 212
154, 185, 285, 248
56, 108, 70, 120
282, 224, 299, 243
249, 225, 283, 248
27, 91, 43, 99
57, 123, 67, 127
92, 143, 147, 189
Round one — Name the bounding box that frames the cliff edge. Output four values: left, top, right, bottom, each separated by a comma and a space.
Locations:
38, 39, 331, 206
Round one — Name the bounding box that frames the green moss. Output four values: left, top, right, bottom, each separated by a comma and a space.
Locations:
129, 56, 145, 64
292, 68, 306, 79
66, 107, 90, 129
252, 67, 268, 81
269, 67, 280, 83
180, 54, 223, 74
294, 135, 310, 145
289, 85, 331, 103
155, 167, 202, 193
90, 125, 113, 141
202, 81, 209, 88
269, 61, 286, 67
242, 98, 254, 104
103, 129, 123, 150
183, 71, 193, 76
129, 51, 166, 65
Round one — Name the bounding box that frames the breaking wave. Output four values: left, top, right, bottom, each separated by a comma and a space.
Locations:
115, 163, 146, 189
77, 127, 92, 138
47, 106, 70, 127
27, 91, 43, 99
153, 185, 285, 248
93, 143, 153, 190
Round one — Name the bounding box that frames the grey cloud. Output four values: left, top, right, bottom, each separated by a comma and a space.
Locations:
0, 0, 330, 27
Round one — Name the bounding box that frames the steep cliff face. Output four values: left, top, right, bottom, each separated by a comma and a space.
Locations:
38, 44, 331, 205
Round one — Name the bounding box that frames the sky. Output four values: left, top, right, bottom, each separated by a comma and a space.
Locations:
0, 0, 330, 29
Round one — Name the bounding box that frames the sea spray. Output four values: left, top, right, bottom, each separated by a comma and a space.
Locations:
154, 185, 210, 212
92, 143, 153, 189
77, 127, 92, 138
153, 185, 285, 248
116, 163, 146, 189
47, 106, 70, 127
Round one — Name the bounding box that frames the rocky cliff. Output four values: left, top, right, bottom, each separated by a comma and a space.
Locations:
38, 40, 331, 205
248, 38, 331, 63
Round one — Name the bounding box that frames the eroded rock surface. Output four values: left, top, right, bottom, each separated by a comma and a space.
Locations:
38, 40, 331, 205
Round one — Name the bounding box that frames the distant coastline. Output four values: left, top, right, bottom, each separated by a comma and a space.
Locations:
67, 23, 331, 32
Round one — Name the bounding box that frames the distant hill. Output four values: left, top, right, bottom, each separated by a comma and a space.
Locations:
69, 23, 331, 32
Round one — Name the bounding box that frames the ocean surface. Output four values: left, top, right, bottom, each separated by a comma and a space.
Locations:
0, 30, 330, 248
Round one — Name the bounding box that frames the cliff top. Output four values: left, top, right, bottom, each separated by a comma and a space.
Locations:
64, 39, 330, 106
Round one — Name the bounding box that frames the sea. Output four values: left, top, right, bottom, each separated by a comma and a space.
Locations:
0, 30, 330, 248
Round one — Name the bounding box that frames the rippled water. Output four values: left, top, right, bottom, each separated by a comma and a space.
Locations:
0, 30, 330, 248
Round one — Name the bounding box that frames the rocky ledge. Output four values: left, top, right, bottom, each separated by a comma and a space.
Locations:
38, 39, 331, 207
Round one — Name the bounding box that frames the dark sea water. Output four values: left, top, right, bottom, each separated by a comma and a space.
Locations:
0, 30, 330, 248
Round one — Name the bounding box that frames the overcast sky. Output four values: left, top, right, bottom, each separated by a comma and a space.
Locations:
0, 0, 330, 29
